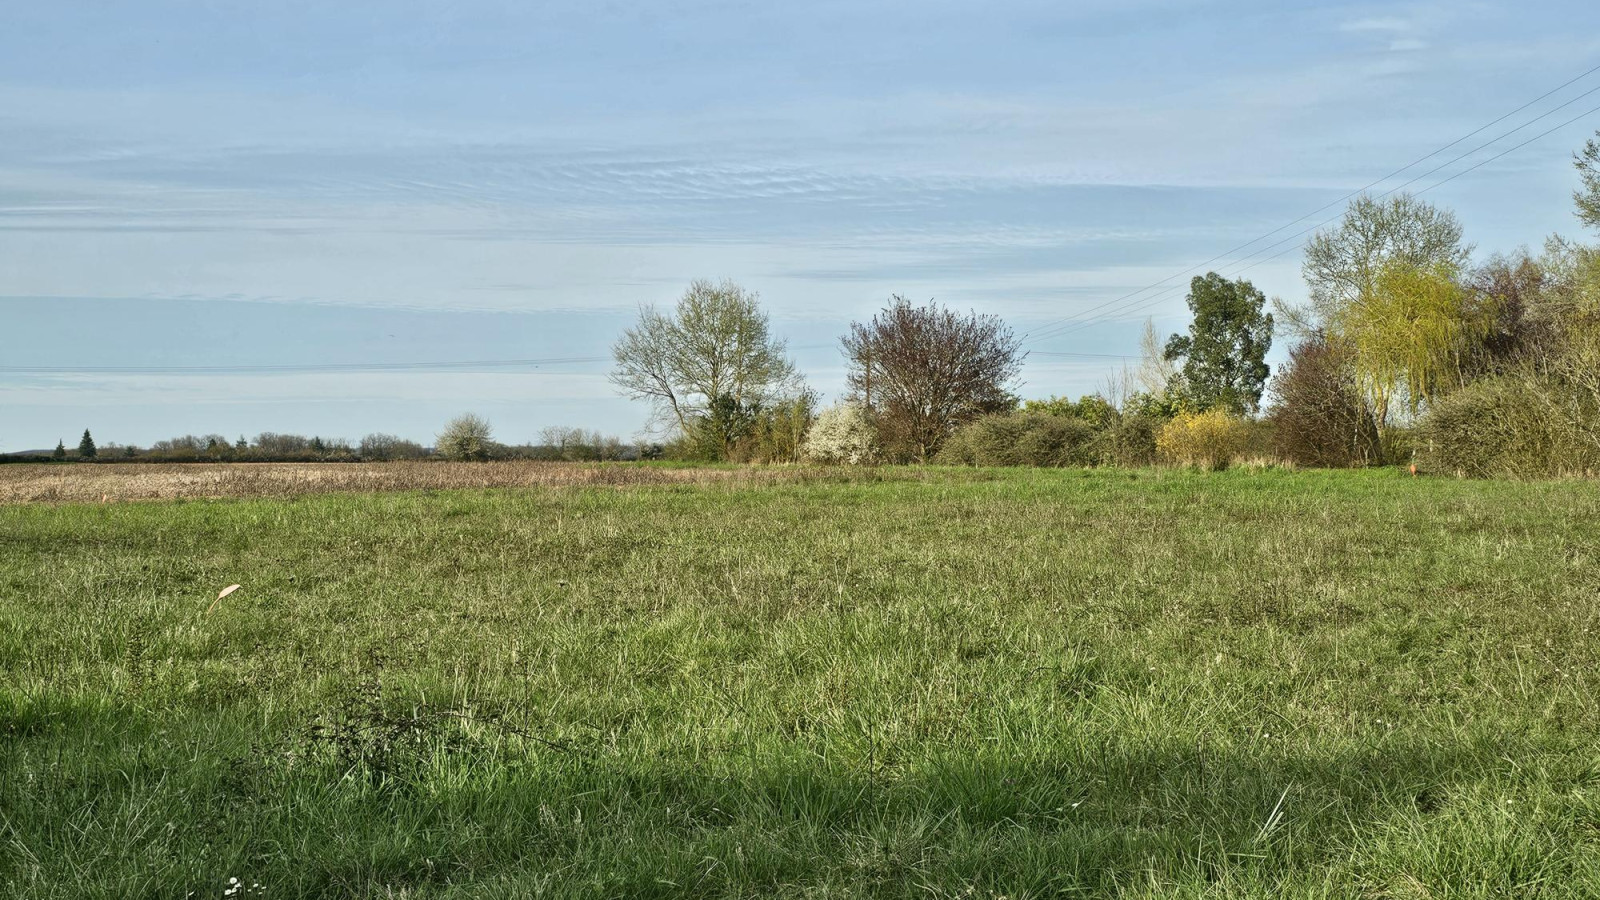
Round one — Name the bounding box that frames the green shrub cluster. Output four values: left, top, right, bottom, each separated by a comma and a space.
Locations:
937, 401, 1164, 468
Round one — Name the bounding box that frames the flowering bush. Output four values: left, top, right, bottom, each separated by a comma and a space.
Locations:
803, 403, 879, 465
1156, 408, 1251, 470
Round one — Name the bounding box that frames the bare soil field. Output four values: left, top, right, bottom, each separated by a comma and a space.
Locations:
0, 461, 782, 503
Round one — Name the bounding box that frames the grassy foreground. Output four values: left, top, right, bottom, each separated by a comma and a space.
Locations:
3, 467, 1599, 898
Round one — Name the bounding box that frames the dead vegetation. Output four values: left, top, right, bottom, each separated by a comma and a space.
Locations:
0, 462, 797, 504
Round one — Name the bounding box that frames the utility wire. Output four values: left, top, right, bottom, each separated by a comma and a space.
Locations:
0, 356, 611, 375
1022, 61, 1600, 346
14, 69, 1600, 379
1038, 96, 1600, 342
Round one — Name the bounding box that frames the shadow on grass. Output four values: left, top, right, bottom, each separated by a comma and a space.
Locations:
5, 708, 1587, 899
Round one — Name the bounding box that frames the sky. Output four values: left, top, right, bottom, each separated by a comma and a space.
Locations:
3, 1, 1600, 450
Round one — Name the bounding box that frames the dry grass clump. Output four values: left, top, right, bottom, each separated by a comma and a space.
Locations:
0, 462, 799, 504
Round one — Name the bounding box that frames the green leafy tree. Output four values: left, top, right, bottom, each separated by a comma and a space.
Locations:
1577, 133, 1600, 230
77, 429, 96, 459
52, 440, 66, 460
1163, 272, 1274, 414
611, 279, 799, 458
1293, 194, 1471, 334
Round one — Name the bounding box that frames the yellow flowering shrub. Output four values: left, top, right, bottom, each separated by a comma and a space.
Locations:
1156, 408, 1251, 470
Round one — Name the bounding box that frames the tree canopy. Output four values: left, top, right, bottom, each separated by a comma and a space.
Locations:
610, 279, 798, 457
1331, 259, 1482, 426
436, 413, 493, 461
1163, 272, 1274, 415
1577, 133, 1600, 231
841, 296, 1022, 463
1294, 193, 1471, 334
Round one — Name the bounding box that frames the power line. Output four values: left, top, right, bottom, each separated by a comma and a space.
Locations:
1207, 82, 1600, 278
0, 356, 611, 375
1022, 60, 1600, 346
1038, 96, 1600, 343
1029, 351, 1140, 360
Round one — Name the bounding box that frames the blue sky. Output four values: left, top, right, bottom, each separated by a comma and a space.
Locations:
3, 1, 1599, 450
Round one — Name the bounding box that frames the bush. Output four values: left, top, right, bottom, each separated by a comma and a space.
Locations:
1020, 394, 1117, 429
1090, 414, 1161, 467
1419, 323, 1600, 477
1156, 409, 1251, 470
937, 412, 1097, 467
1268, 336, 1381, 468
803, 404, 879, 465
1419, 376, 1598, 477
733, 393, 817, 464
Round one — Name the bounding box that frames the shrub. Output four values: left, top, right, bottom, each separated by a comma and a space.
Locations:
1419, 322, 1600, 477
937, 412, 1097, 467
803, 404, 879, 465
1419, 375, 1598, 477
1156, 409, 1251, 470
1021, 394, 1117, 428
733, 392, 817, 464
1268, 335, 1381, 468
1092, 414, 1161, 467
436, 414, 493, 462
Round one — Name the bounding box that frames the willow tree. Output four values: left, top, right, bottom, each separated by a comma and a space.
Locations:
1332, 260, 1484, 426
1289, 193, 1471, 336
610, 279, 798, 457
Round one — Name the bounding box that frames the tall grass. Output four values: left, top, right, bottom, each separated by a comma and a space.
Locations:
2, 468, 1599, 897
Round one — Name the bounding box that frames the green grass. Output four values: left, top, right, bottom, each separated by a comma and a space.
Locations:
3, 466, 1600, 898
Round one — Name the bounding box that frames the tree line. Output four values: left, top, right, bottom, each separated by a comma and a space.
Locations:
17, 427, 640, 464
26, 131, 1600, 476
611, 130, 1600, 476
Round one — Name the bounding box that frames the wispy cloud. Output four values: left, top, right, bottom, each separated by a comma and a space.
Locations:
1340, 16, 1412, 33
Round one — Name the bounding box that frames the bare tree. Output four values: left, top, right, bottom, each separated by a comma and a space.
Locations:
1104, 317, 1177, 409
1287, 193, 1472, 336
610, 279, 799, 455
841, 296, 1023, 462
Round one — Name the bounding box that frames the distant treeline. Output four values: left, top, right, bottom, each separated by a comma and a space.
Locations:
10, 427, 650, 464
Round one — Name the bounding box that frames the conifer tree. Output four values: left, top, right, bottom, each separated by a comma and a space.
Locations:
78, 429, 97, 459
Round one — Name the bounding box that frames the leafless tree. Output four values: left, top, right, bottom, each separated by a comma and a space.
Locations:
841, 296, 1023, 462
610, 279, 799, 455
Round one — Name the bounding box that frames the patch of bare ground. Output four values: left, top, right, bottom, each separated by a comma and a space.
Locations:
0, 462, 811, 504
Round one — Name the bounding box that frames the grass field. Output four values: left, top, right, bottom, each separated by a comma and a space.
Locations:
3, 465, 1599, 898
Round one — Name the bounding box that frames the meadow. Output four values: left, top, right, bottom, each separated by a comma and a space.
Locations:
2, 464, 1599, 898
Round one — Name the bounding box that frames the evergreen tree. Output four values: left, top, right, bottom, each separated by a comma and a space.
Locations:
52, 440, 66, 460
78, 429, 97, 459
1165, 273, 1275, 415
